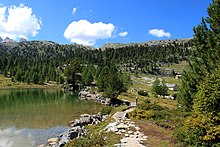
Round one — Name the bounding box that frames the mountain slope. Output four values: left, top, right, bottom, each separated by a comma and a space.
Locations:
0, 38, 193, 84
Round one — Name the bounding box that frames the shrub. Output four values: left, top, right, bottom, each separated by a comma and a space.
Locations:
151, 78, 168, 97
66, 132, 112, 147
138, 99, 164, 111
138, 90, 149, 96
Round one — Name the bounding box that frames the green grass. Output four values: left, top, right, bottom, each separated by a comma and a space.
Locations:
160, 61, 188, 73
0, 74, 59, 89
118, 74, 179, 109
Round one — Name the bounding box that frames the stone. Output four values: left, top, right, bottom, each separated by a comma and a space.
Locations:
117, 123, 129, 129
116, 132, 122, 135
80, 116, 92, 125
68, 131, 78, 139
134, 131, 139, 135
121, 129, 126, 133
48, 142, 57, 146
135, 126, 140, 131
120, 138, 127, 143
80, 114, 90, 117
48, 138, 59, 143
129, 124, 135, 127
37, 144, 46, 147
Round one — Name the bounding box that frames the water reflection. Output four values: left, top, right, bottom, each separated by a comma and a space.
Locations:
0, 89, 102, 128
0, 126, 68, 147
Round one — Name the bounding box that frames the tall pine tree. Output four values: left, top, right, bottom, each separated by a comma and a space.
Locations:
177, 0, 220, 111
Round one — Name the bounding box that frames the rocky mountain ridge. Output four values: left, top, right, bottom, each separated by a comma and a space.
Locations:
0, 37, 192, 51
101, 38, 192, 50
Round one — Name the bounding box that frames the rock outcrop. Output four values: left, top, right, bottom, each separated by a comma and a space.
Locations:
2, 37, 15, 43
79, 87, 111, 105
78, 87, 130, 106
44, 113, 106, 147
19, 38, 27, 42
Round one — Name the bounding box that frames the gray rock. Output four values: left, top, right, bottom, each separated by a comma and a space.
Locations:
68, 131, 78, 139
2, 37, 15, 43
19, 38, 27, 42
58, 112, 104, 147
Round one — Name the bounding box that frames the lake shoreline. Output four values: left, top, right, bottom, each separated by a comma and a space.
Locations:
0, 74, 62, 89
0, 84, 61, 89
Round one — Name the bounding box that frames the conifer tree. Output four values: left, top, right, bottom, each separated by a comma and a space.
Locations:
97, 66, 109, 92
177, 0, 220, 111
103, 65, 124, 98
152, 78, 168, 97
175, 67, 220, 146
64, 59, 81, 86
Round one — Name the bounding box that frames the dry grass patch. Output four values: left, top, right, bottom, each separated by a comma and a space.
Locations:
137, 121, 175, 147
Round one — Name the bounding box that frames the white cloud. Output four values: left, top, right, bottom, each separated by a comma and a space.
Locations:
72, 7, 77, 15
119, 31, 128, 37
148, 29, 171, 38
64, 19, 115, 46
0, 4, 41, 40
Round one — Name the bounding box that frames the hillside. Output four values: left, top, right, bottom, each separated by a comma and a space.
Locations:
0, 37, 193, 85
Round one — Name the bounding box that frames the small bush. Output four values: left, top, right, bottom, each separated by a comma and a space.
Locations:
138, 100, 164, 111
66, 132, 112, 147
153, 110, 171, 120
138, 90, 149, 96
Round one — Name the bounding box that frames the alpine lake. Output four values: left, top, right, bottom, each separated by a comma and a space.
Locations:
0, 88, 103, 147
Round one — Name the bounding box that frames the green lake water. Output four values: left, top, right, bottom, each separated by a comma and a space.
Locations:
0, 89, 102, 147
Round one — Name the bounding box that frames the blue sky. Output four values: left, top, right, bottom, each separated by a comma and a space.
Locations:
0, 0, 212, 47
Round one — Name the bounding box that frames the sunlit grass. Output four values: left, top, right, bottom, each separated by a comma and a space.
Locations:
0, 74, 59, 89
160, 60, 188, 73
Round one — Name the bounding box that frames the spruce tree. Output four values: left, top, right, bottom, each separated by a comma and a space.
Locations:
103, 65, 124, 98
64, 59, 81, 86
97, 66, 109, 92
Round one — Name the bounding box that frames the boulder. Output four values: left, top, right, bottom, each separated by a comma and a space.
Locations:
80, 115, 92, 126
68, 131, 78, 139
71, 119, 81, 127
68, 125, 85, 139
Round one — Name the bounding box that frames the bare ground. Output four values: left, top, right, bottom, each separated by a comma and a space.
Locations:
136, 120, 176, 147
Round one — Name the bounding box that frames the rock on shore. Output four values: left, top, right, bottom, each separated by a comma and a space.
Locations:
43, 113, 106, 147
79, 88, 111, 105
